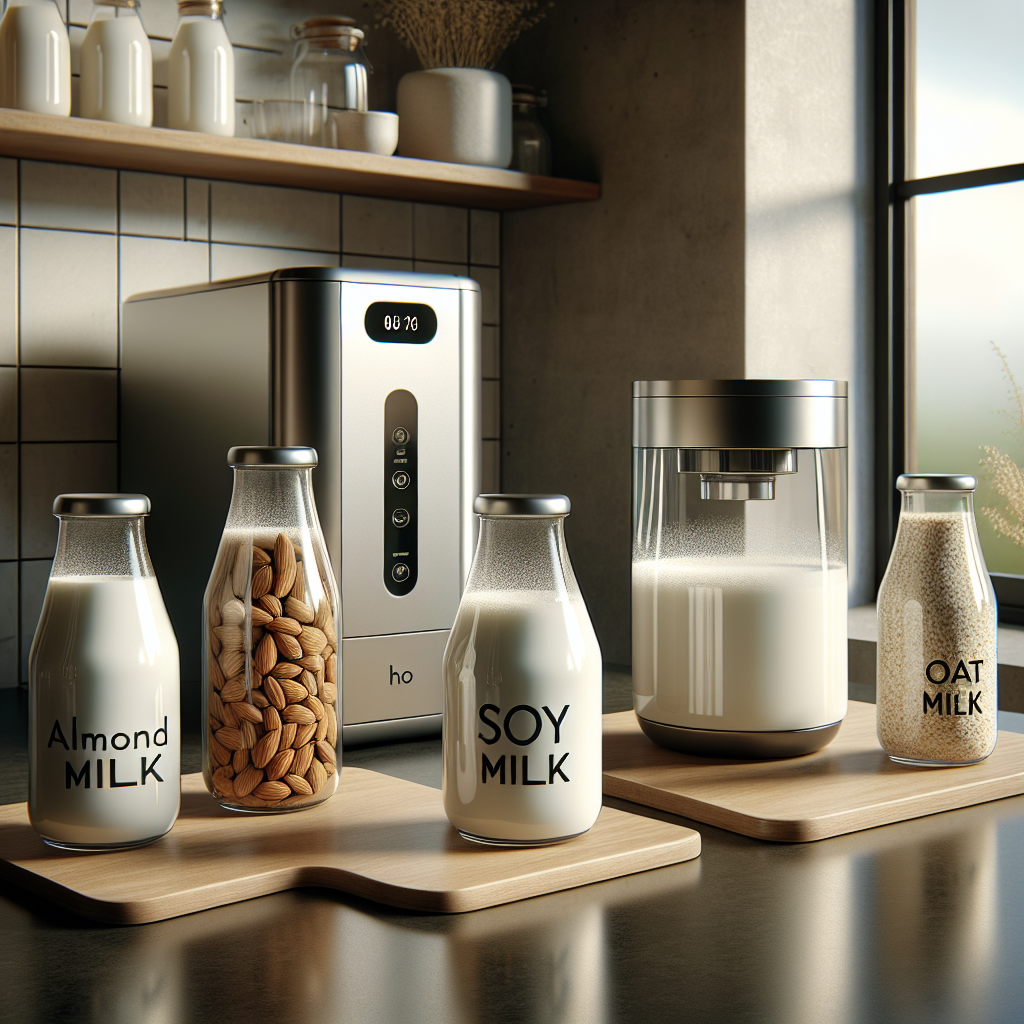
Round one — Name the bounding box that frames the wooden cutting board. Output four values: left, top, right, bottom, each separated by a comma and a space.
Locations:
603, 701, 1024, 842
0, 768, 700, 924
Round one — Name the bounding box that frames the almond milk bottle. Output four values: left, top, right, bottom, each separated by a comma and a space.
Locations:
443, 495, 603, 845
0, 0, 71, 115
29, 494, 180, 850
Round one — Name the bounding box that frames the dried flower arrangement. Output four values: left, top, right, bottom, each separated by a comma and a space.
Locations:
979, 343, 1024, 547
375, 0, 550, 70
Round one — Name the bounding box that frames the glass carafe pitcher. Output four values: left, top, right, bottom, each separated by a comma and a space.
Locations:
632, 380, 849, 758
442, 494, 603, 846
203, 447, 340, 812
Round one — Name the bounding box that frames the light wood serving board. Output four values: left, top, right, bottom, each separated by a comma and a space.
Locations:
0, 768, 700, 924
603, 701, 1024, 842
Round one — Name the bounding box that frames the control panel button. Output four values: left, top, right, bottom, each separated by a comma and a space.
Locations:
392, 427, 409, 445
392, 562, 410, 582
392, 470, 410, 490
392, 508, 410, 528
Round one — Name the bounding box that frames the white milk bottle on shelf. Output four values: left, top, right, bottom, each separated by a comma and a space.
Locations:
79, 0, 152, 126
28, 494, 180, 850
0, 0, 71, 115
167, 0, 233, 135
443, 495, 603, 846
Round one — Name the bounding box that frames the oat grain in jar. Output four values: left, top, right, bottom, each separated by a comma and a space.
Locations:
876, 474, 998, 766
203, 447, 340, 811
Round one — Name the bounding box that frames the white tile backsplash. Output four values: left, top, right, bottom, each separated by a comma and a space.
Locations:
481, 325, 500, 379
120, 237, 209, 303
414, 204, 468, 264
20, 229, 118, 367
342, 196, 413, 258
471, 265, 500, 325
482, 439, 500, 493
341, 254, 414, 272
482, 380, 500, 440
470, 209, 500, 267
19, 559, 50, 681
120, 172, 185, 239
20, 368, 118, 442
413, 260, 469, 278
0, 159, 16, 226
0, 444, 16, 559
211, 243, 337, 280
0, 368, 16, 440
0, 560, 17, 687
211, 182, 340, 253
0, 227, 16, 365
185, 179, 210, 241
20, 162, 117, 233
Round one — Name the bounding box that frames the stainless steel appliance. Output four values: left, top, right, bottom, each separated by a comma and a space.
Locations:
121, 268, 480, 744
632, 379, 848, 758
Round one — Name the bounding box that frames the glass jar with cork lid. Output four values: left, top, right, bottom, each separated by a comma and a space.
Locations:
876, 474, 998, 766
202, 447, 340, 811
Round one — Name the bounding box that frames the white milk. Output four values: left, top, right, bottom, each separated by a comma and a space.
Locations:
29, 576, 180, 847
633, 560, 847, 732
79, 13, 152, 125
167, 15, 234, 135
0, 1, 71, 115
443, 589, 603, 843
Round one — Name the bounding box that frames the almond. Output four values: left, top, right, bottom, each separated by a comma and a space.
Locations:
285, 773, 313, 796
220, 598, 245, 627
218, 647, 244, 680
306, 758, 328, 793
233, 701, 263, 724
215, 726, 244, 751
269, 661, 302, 680
304, 695, 325, 721
265, 746, 295, 780
233, 764, 263, 797
272, 533, 297, 598
208, 654, 225, 691
263, 706, 281, 731
290, 570, 307, 603
293, 722, 317, 747
254, 780, 291, 802
285, 596, 313, 624
238, 720, 258, 749
219, 701, 239, 727
252, 546, 272, 567
250, 606, 273, 627
209, 735, 231, 766
210, 632, 222, 656
220, 677, 248, 703
250, 689, 270, 709
282, 704, 316, 726
258, 594, 283, 617
298, 625, 327, 657
314, 714, 329, 742
251, 563, 274, 600
252, 729, 281, 769
232, 540, 251, 599
326, 703, 337, 745
301, 669, 318, 697
281, 722, 297, 748
278, 680, 305, 704
251, 626, 263, 646
314, 598, 333, 635
273, 632, 303, 659
209, 689, 226, 723
263, 676, 286, 711
324, 655, 337, 684
321, 681, 337, 705
315, 739, 336, 765
267, 616, 302, 636
212, 766, 235, 791
296, 654, 324, 673
254, 633, 277, 676
292, 741, 315, 776
232, 747, 250, 773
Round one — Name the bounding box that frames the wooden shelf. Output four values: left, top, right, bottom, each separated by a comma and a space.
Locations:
0, 109, 600, 211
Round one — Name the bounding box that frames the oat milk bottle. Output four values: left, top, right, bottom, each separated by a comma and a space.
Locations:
0, 0, 71, 115
29, 494, 180, 849
79, 0, 153, 126
877, 474, 998, 766
167, 0, 233, 135
443, 494, 603, 846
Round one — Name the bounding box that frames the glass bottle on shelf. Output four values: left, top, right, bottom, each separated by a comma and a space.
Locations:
0, 0, 71, 115
876, 474, 998, 766
511, 85, 551, 175
80, 0, 153, 126
203, 447, 341, 812
442, 494, 603, 846
290, 16, 370, 146
168, 0, 234, 136
29, 494, 180, 850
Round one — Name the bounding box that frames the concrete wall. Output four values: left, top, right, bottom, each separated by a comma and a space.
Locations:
502, 0, 874, 664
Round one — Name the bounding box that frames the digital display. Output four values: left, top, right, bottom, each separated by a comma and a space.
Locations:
365, 302, 437, 344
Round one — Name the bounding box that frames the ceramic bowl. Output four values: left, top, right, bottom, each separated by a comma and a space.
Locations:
324, 110, 399, 156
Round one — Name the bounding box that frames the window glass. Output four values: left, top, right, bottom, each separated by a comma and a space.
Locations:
912, 0, 1024, 178
911, 180, 1024, 574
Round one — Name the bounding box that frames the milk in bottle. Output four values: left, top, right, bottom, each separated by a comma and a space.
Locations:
167, 0, 234, 135
79, 0, 153, 126
29, 494, 180, 850
0, 0, 71, 115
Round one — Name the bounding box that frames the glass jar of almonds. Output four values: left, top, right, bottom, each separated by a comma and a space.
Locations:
203, 447, 340, 811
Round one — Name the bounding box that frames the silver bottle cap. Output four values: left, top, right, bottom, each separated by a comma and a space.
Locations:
53, 493, 151, 516
897, 473, 977, 492
474, 494, 571, 516
227, 446, 318, 468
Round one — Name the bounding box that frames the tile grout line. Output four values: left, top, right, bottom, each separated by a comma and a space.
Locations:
14, 157, 21, 684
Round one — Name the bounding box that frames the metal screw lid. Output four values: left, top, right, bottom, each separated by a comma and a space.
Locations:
227, 446, 318, 468
53, 493, 151, 516
473, 494, 571, 516
897, 473, 977, 492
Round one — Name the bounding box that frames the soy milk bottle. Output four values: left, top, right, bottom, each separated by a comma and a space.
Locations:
79, 0, 153, 126
0, 0, 71, 115
29, 494, 180, 850
443, 495, 603, 845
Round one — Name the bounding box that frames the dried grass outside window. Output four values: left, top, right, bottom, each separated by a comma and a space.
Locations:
376, 0, 550, 70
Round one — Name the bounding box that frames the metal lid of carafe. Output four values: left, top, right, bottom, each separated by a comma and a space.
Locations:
474, 494, 570, 516
53, 493, 150, 516
897, 473, 977, 491
227, 446, 318, 468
